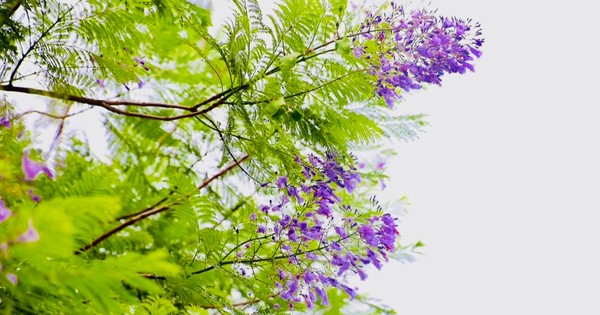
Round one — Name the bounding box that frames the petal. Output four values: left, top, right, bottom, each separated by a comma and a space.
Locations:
22, 152, 54, 180
7, 273, 17, 285
17, 219, 40, 243
0, 199, 12, 223
1, 116, 11, 128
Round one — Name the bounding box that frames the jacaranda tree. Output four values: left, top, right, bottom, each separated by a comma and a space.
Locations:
0, 0, 483, 313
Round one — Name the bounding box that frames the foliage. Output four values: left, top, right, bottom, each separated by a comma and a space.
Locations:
0, 0, 483, 313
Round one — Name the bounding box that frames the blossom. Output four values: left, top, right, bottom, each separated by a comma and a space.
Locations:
0, 198, 12, 223
257, 225, 266, 233
17, 219, 40, 243
354, 6, 484, 107
133, 56, 145, 65
7, 273, 17, 285
276, 176, 288, 189
1, 116, 10, 128
28, 188, 41, 203
258, 153, 400, 308
96, 78, 106, 87
314, 286, 329, 306
22, 151, 54, 180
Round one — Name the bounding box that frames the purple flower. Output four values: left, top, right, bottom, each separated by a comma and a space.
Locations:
257, 225, 266, 233
278, 268, 286, 280
276, 176, 288, 189
303, 271, 317, 284
303, 294, 314, 309
96, 79, 106, 88
315, 286, 329, 305
7, 273, 17, 285
0, 198, 12, 223
356, 267, 368, 280
287, 227, 298, 242
249, 213, 256, 221
306, 252, 318, 260
331, 242, 342, 252
1, 116, 11, 128
260, 204, 270, 213
353, 46, 365, 58
284, 277, 299, 296
28, 189, 41, 203
17, 219, 39, 243
335, 226, 348, 238
358, 225, 378, 247
134, 56, 145, 65
22, 151, 54, 180
286, 186, 304, 203
341, 284, 356, 300
355, 6, 483, 106
366, 248, 383, 269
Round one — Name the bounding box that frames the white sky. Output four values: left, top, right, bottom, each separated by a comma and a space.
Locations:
357, 0, 600, 314
10, 0, 599, 313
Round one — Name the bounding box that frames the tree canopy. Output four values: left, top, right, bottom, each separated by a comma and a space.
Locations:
0, 0, 483, 313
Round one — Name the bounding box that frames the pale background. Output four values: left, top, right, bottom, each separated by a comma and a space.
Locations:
16, 0, 600, 313
357, 1, 600, 314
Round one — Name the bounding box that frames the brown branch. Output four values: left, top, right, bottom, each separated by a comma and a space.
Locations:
1, 28, 380, 119
0, 85, 192, 110
114, 195, 171, 221
74, 154, 250, 255
7, 1, 21, 17
0, 85, 239, 121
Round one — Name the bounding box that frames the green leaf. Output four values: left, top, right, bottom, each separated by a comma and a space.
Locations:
266, 96, 286, 116
290, 108, 303, 121
335, 38, 352, 56
279, 52, 301, 72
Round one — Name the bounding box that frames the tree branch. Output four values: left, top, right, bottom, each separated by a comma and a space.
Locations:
6, 1, 21, 17
0, 84, 241, 121
13, 107, 92, 120
74, 154, 250, 255
190, 243, 330, 276
0, 85, 193, 111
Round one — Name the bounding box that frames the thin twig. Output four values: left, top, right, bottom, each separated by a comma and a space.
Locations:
74, 154, 250, 255
200, 293, 279, 309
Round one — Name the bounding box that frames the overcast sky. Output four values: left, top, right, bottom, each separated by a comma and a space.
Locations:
355, 0, 600, 314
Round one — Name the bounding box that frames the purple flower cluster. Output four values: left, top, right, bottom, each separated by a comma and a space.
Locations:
0, 198, 41, 286
354, 3, 484, 107
0, 151, 51, 286
248, 153, 399, 309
